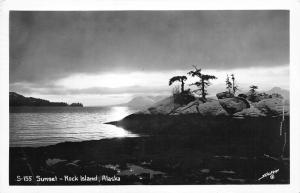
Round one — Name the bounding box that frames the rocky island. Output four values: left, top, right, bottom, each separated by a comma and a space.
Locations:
99, 70, 289, 185
107, 88, 289, 154
107, 69, 289, 140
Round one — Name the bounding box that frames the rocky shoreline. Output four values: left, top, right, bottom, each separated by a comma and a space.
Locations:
10, 133, 289, 185
10, 114, 289, 185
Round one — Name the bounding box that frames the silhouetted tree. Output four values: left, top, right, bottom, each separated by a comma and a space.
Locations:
248, 85, 259, 102
249, 85, 258, 94
169, 76, 187, 93
188, 65, 217, 102
226, 74, 232, 93
231, 74, 238, 96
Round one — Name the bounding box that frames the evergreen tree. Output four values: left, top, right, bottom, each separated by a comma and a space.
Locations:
226, 74, 232, 93
188, 65, 217, 102
248, 85, 259, 102
249, 85, 258, 94
169, 76, 187, 93
231, 74, 238, 95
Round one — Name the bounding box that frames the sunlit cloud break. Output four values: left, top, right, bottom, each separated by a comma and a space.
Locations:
55, 65, 289, 92
10, 65, 288, 106
55, 72, 178, 89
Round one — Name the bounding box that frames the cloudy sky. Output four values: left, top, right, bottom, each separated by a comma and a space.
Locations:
10, 10, 289, 106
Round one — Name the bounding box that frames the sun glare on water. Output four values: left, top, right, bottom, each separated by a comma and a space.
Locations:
109, 106, 132, 121
102, 106, 138, 138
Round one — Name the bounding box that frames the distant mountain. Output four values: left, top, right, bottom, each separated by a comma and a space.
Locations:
123, 95, 167, 109
265, 87, 289, 99
9, 92, 83, 107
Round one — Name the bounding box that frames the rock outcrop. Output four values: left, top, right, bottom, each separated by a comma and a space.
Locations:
171, 100, 228, 116
216, 91, 234, 99
171, 100, 200, 115
238, 91, 284, 103
253, 98, 289, 116
197, 101, 229, 116
233, 107, 266, 118
134, 91, 288, 118
219, 97, 250, 115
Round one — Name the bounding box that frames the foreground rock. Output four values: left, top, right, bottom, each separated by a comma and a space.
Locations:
231, 97, 289, 118
253, 98, 289, 116
170, 99, 228, 116
171, 100, 200, 115
219, 97, 250, 115
233, 107, 266, 118
196, 101, 229, 116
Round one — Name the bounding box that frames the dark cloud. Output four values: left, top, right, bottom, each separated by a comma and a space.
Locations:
10, 10, 289, 84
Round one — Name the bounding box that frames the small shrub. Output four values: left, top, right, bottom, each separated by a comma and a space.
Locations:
247, 94, 260, 103
238, 93, 247, 99
173, 89, 195, 105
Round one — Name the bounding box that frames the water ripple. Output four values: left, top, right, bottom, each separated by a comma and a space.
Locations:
10, 106, 139, 147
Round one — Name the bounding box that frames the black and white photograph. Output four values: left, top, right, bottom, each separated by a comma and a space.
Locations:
7, 10, 291, 185
1, 1, 300, 192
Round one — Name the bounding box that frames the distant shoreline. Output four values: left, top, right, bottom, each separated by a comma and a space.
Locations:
9, 92, 83, 107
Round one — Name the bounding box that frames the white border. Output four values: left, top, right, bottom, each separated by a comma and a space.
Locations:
1, 0, 300, 193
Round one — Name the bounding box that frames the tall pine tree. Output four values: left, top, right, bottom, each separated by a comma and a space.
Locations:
188, 66, 217, 102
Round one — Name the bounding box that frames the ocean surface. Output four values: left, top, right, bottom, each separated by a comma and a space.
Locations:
10, 106, 139, 147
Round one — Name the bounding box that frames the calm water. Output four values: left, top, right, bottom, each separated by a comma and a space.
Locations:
10, 106, 139, 147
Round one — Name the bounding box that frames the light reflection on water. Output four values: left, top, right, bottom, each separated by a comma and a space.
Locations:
10, 106, 139, 147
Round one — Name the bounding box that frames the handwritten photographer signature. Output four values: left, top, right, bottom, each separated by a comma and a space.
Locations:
258, 169, 279, 181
